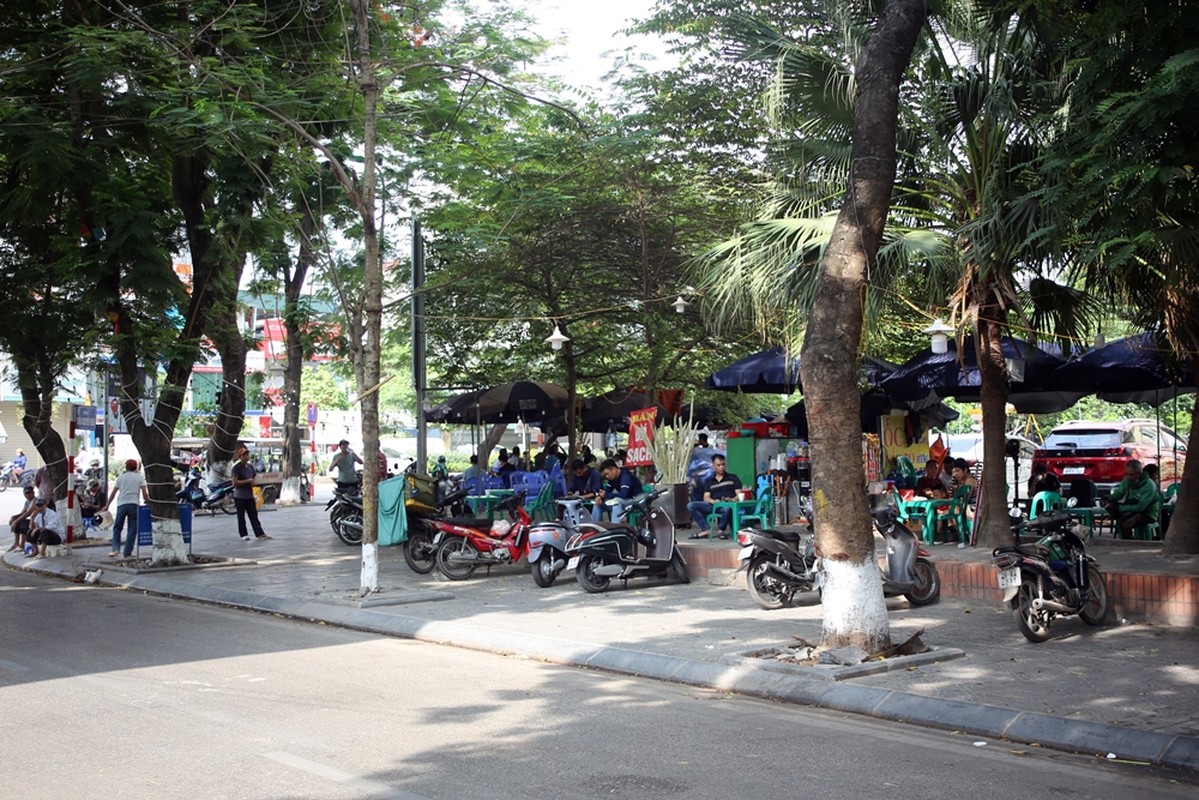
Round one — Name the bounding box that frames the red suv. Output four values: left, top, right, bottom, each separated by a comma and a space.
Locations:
1033, 419, 1186, 494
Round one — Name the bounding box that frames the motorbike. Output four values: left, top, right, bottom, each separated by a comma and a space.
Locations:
526, 496, 590, 588
402, 481, 472, 574
563, 488, 690, 593
0, 460, 24, 492
176, 466, 236, 515
992, 508, 1108, 642
430, 493, 533, 580
735, 526, 819, 610
326, 484, 364, 546
810, 505, 941, 606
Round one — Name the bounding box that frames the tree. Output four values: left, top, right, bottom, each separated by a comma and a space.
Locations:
799, 0, 928, 650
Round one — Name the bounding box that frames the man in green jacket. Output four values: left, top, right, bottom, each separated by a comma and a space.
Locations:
1103, 460, 1160, 539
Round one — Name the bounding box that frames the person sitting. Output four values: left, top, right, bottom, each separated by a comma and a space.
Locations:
7, 485, 38, 552
1103, 460, 1160, 539
494, 454, 516, 487
594, 458, 640, 521
11, 447, 27, 479
26, 496, 65, 559
567, 459, 602, 517
510, 446, 528, 472
79, 479, 105, 521
949, 457, 979, 532
914, 460, 949, 499
1142, 463, 1160, 488
686, 454, 742, 539
1028, 463, 1061, 497
462, 455, 484, 483
431, 455, 449, 480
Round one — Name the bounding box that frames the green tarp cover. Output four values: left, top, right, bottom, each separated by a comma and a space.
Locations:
377, 475, 408, 546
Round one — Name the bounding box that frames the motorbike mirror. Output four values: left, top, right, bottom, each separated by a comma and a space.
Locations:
1066, 496, 1078, 508
1009, 506, 1023, 519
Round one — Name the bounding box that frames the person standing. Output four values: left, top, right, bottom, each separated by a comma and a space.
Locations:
26, 497, 65, 559
329, 439, 362, 491
34, 464, 56, 509
232, 447, 271, 541
105, 459, 149, 558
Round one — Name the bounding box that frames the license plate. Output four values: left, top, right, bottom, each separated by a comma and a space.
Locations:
738, 546, 754, 562
1063, 466, 1084, 475
997, 566, 1021, 589
567, 556, 579, 571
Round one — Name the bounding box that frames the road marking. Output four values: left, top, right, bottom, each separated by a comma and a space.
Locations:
0, 657, 29, 672
264, 751, 433, 800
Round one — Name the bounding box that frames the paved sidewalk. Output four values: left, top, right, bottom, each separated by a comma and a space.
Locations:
5, 498, 1197, 773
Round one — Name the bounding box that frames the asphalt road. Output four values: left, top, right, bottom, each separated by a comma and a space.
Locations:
2, 567, 1193, 800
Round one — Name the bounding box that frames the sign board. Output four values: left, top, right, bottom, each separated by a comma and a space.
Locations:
624, 407, 657, 467
137, 505, 192, 548
307, 402, 319, 426
73, 405, 97, 427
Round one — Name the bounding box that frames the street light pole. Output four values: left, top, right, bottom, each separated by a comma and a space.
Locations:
413, 218, 427, 473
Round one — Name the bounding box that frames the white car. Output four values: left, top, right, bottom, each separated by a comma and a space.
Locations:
942, 433, 1039, 504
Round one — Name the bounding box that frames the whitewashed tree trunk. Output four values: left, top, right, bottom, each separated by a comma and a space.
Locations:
279, 476, 304, 506
151, 518, 188, 567
360, 542, 379, 594
819, 557, 890, 652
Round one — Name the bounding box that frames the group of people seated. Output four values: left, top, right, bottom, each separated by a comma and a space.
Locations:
911, 457, 979, 540
1030, 459, 1166, 538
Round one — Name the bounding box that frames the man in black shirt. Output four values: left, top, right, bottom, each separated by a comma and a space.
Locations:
686, 454, 742, 539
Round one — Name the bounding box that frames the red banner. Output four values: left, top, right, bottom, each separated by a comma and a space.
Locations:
625, 407, 657, 467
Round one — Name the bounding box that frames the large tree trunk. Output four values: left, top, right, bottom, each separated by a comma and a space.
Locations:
348, 0, 383, 593
973, 306, 1012, 548
1162, 381, 1198, 555
207, 289, 248, 478
800, 0, 927, 652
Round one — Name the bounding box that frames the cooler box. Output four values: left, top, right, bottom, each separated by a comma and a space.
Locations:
404, 472, 438, 513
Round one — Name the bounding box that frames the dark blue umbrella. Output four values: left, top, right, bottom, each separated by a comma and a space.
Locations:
705, 347, 800, 393
706, 348, 896, 394
881, 336, 1081, 413
1046, 333, 1195, 406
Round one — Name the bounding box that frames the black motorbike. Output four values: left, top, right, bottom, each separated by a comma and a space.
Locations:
564, 489, 690, 593
176, 466, 236, 515
326, 484, 364, 546
736, 526, 819, 610
992, 509, 1108, 642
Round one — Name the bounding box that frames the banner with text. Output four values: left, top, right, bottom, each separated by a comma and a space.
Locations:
625, 407, 658, 467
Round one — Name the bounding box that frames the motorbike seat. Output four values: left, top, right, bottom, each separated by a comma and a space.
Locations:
442, 516, 492, 530
757, 527, 802, 544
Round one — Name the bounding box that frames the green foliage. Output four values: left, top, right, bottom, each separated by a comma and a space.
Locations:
300, 366, 351, 411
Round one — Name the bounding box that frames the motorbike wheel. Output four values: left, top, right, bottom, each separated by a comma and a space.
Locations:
0, 474, 9, 492
1079, 564, 1108, 626
402, 525, 437, 574
575, 554, 610, 594
670, 551, 690, 584
746, 552, 791, 610
436, 537, 478, 581
219, 495, 237, 515
904, 558, 941, 606
335, 511, 363, 546
1012, 579, 1052, 643
531, 550, 559, 588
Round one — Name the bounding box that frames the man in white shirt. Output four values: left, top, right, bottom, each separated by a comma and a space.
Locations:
27, 497, 65, 559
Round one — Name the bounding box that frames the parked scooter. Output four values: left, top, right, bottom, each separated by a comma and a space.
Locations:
992, 508, 1107, 642
176, 466, 236, 515
812, 505, 941, 606
526, 496, 589, 588
564, 488, 690, 593
402, 482, 472, 574
326, 484, 364, 545
735, 526, 819, 610
431, 493, 532, 580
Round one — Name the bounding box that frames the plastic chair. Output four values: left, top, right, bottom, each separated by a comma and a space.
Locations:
739, 485, 774, 529
524, 481, 557, 521
1029, 490, 1064, 520
936, 485, 973, 545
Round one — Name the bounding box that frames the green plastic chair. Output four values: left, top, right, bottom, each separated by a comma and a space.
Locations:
524, 481, 557, 521
1029, 490, 1065, 520
738, 486, 774, 529
936, 485, 973, 544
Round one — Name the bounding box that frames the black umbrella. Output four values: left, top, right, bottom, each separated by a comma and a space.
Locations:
428, 382, 570, 424
785, 393, 959, 437
880, 336, 1081, 413
581, 389, 673, 433
1046, 332, 1195, 406
706, 348, 898, 395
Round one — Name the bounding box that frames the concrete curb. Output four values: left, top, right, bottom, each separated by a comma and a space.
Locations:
7, 553, 1197, 773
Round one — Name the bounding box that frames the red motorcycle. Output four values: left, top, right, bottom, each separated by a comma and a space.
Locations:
431, 493, 533, 580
